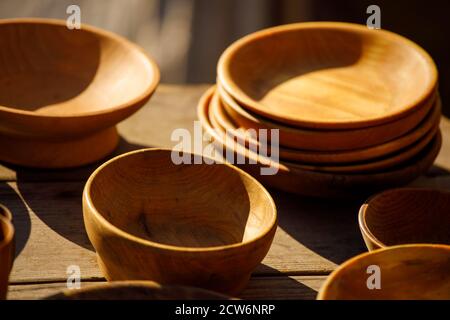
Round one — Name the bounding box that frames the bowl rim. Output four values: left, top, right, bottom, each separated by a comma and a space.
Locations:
0, 18, 160, 119
358, 187, 450, 249
83, 148, 278, 252
45, 280, 233, 299
316, 243, 450, 300
0, 214, 14, 251
217, 21, 439, 129
0, 204, 13, 221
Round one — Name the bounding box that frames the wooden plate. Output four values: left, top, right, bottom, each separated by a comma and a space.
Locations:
199, 87, 441, 197
218, 83, 438, 151
218, 22, 438, 129
212, 88, 441, 165
317, 244, 450, 300
46, 281, 232, 300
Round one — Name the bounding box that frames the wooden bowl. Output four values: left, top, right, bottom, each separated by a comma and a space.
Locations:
0, 214, 14, 300
199, 87, 441, 197
218, 83, 438, 151
359, 188, 450, 251
83, 149, 277, 295
0, 18, 160, 168
317, 244, 450, 300
218, 22, 437, 129
46, 281, 232, 300
212, 88, 441, 165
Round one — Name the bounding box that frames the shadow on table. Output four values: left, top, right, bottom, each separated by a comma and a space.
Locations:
242, 265, 320, 300
9, 136, 151, 251
0, 182, 31, 257
270, 164, 450, 266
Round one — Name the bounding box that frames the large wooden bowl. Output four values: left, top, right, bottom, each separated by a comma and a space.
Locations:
218, 22, 437, 129
359, 188, 450, 251
83, 149, 277, 295
0, 212, 14, 300
199, 87, 441, 198
212, 89, 441, 165
0, 18, 160, 168
317, 244, 450, 300
46, 281, 232, 300
218, 84, 437, 151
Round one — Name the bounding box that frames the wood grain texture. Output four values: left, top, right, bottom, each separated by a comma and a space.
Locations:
359, 188, 450, 250
200, 87, 442, 197
212, 91, 440, 173
218, 22, 438, 129
0, 18, 159, 168
317, 245, 450, 300
83, 149, 277, 295
218, 83, 438, 152
7, 276, 326, 300
0, 84, 449, 300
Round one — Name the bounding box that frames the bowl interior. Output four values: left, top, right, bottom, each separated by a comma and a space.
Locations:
321, 245, 450, 299
88, 150, 275, 248
363, 189, 450, 246
223, 24, 435, 123
0, 20, 156, 116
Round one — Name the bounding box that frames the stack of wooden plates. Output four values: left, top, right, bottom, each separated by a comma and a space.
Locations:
198, 22, 441, 197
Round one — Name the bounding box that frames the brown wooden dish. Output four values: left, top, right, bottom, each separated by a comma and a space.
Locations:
46, 281, 232, 300
218, 22, 437, 129
317, 244, 450, 300
359, 188, 450, 251
0, 18, 160, 168
83, 148, 277, 295
0, 208, 14, 300
199, 87, 441, 198
217, 83, 438, 151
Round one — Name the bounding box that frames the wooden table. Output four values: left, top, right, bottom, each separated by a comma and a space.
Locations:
2, 85, 450, 300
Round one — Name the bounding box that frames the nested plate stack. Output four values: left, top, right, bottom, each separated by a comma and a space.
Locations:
198, 22, 442, 198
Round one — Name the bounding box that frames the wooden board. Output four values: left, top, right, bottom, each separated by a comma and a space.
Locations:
1, 84, 449, 300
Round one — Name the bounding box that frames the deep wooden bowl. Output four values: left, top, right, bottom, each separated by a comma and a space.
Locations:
317, 244, 450, 300
0, 18, 160, 168
199, 87, 441, 198
218, 83, 438, 151
83, 149, 277, 295
0, 213, 14, 300
46, 281, 232, 300
212, 89, 441, 165
218, 22, 437, 129
359, 188, 450, 251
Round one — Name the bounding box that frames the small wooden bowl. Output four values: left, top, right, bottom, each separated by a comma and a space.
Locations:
218, 83, 438, 152
0, 214, 14, 300
199, 87, 441, 198
46, 281, 232, 300
359, 188, 450, 251
218, 22, 437, 129
212, 89, 441, 165
317, 244, 450, 300
0, 18, 160, 168
83, 149, 277, 295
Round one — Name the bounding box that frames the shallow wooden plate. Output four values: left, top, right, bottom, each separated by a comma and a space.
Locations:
199, 87, 441, 197
0, 18, 160, 168
212, 88, 441, 165
317, 244, 450, 300
218, 83, 438, 151
218, 22, 437, 129
359, 188, 450, 251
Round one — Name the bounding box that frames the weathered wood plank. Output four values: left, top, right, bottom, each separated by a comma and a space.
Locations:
1, 181, 367, 283
7, 275, 326, 300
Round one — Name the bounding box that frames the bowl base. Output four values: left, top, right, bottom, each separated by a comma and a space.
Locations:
0, 127, 119, 168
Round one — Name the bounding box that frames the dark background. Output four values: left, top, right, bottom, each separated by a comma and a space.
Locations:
1, 0, 450, 116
